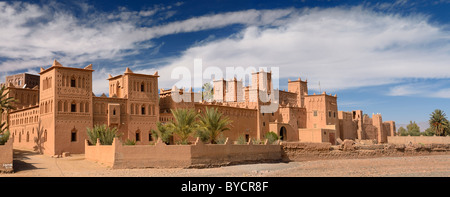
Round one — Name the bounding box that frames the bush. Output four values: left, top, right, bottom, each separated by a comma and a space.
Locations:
124, 139, 136, 146
264, 131, 279, 144
215, 133, 227, 144
86, 124, 121, 145
235, 134, 247, 145
0, 130, 10, 145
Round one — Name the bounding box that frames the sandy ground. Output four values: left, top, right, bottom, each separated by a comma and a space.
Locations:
1, 149, 449, 177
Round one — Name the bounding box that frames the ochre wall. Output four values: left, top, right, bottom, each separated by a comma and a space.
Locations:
388, 136, 450, 144
85, 138, 281, 169
0, 137, 13, 172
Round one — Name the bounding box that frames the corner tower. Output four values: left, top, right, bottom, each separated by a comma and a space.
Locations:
39, 60, 94, 155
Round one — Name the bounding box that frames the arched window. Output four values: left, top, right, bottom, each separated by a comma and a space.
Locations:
135, 130, 141, 142
70, 76, 76, 87
141, 105, 146, 115
71, 102, 76, 112
71, 128, 77, 142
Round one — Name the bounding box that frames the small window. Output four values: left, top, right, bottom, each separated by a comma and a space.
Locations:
70, 79, 76, 87
272, 113, 274, 116
148, 133, 153, 141
71, 131, 77, 142
141, 83, 145, 92
245, 134, 250, 143
136, 132, 140, 141
113, 109, 116, 115
71, 103, 76, 112
263, 122, 265, 126
313, 110, 318, 116
141, 106, 145, 115
329, 111, 332, 117
334, 112, 336, 118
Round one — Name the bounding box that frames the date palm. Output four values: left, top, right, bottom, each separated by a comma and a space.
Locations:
198, 107, 232, 144
0, 85, 16, 131
429, 109, 448, 136
166, 108, 199, 144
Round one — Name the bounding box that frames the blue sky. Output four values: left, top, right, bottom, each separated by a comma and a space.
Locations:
1, 0, 450, 128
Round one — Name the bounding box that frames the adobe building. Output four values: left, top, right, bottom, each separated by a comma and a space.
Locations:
1, 60, 396, 155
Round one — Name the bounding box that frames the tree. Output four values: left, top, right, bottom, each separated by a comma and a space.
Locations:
0, 122, 10, 145
398, 126, 408, 136
429, 109, 449, 136
166, 108, 199, 144
0, 85, 16, 131
197, 107, 232, 144
151, 121, 173, 144
406, 121, 421, 136
202, 82, 214, 102
264, 131, 279, 144
423, 128, 435, 136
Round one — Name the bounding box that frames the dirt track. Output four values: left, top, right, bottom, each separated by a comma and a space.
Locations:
1, 149, 449, 177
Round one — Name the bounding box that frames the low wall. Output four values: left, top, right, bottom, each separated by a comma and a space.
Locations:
282, 140, 450, 162
388, 136, 450, 144
0, 137, 13, 173
85, 138, 282, 169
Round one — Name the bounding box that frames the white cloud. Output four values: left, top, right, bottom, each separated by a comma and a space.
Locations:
151, 6, 450, 94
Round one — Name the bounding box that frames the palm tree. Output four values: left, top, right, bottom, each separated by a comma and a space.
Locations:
166, 108, 199, 144
202, 82, 213, 102
0, 85, 16, 131
197, 107, 232, 144
429, 109, 449, 136
151, 121, 173, 144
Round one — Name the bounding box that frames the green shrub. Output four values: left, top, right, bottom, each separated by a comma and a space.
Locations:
235, 134, 247, 145
252, 138, 263, 145
215, 133, 227, 144
264, 131, 279, 144
86, 124, 121, 145
0, 130, 10, 145
124, 139, 136, 146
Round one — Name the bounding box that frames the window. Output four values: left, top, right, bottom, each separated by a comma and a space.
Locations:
71, 130, 77, 142
71, 103, 76, 112
313, 110, 318, 116
70, 78, 76, 87
245, 134, 250, 143
148, 133, 153, 141
334, 112, 336, 118
113, 109, 116, 115
141, 106, 145, 115
141, 83, 145, 92
263, 122, 265, 126
329, 111, 332, 117
136, 132, 140, 141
